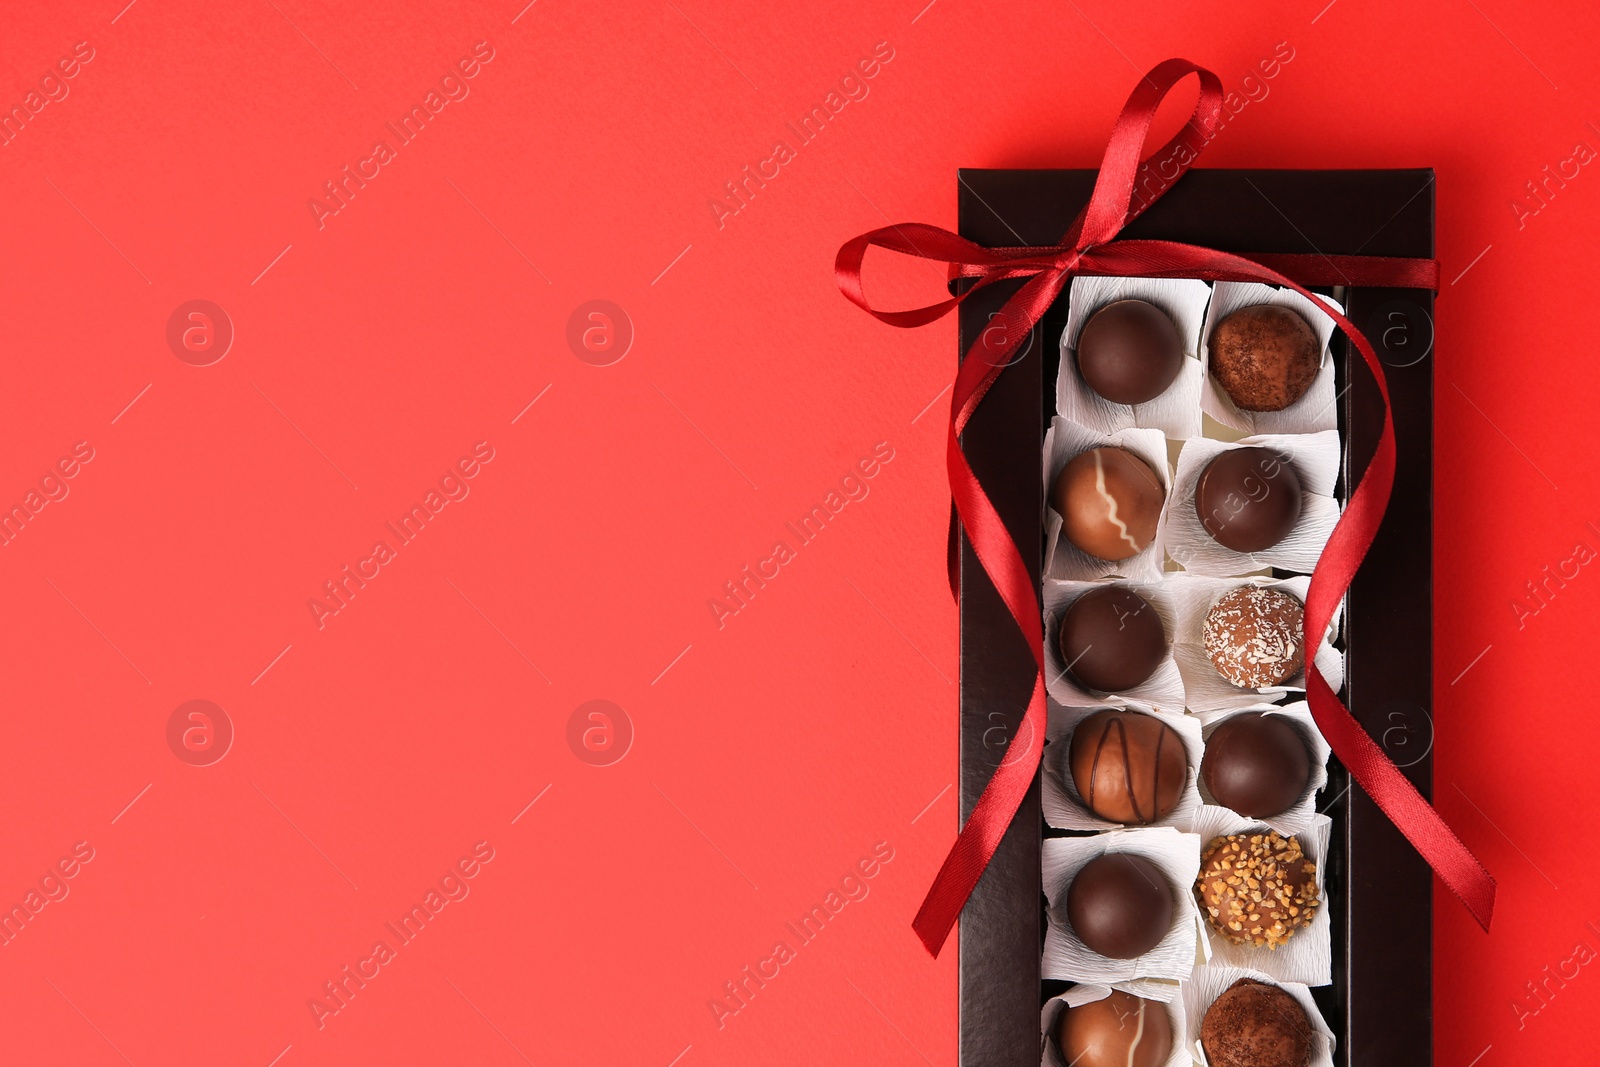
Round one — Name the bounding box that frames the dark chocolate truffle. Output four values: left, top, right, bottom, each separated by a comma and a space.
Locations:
1200, 978, 1313, 1067
1053, 447, 1165, 562
1209, 304, 1322, 412
1195, 831, 1319, 949
1076, 299, 1185, 405
1194, 446, 1302, 553
1067, 853, 1174, 959
1202, 713, 1313, 819
1056, 989, 1174, 1067
1070, 709, 1187, 825
1059, 586, 1166, 693
1203, 586, 1306, 688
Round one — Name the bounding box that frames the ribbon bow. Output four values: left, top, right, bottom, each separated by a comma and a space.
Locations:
835, 58, 1494, 957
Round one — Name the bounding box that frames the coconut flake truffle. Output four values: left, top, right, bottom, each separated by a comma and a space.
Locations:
1203, 586, 1305, 689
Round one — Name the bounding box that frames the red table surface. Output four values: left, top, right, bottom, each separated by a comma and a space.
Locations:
0, 1, 1594, 1064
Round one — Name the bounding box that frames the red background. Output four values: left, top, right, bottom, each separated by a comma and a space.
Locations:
0, 1, 1594, 1064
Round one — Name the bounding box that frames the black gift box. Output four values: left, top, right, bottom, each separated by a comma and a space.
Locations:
952, 168, 1435, 1066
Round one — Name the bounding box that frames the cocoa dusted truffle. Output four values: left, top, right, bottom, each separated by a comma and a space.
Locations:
1209, 304, 1322, 412
1069, 709, 1187, 825
1194, 446, 1302, 553
1195, 831, 1319, 949
1076, 299, 1185, 405
1202, 713, 1313, 819
1200, 978, 1313, 1067
1058, 586, 1166, 693
1055, 989, 1174, 1067
1067, 853, 1174, 959
1053, 446, 1165, 562
1203, 586, 1306, 688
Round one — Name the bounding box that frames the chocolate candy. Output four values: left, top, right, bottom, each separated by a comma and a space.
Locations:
1055, 989, 1173, 1067
1053, 447, 1165, 562
1209, 304, 1322, 412
1200, 978, 1313, 1067
1194, 446, 1302, 553
1203, 586, 1306, 688
1195, 831, 1319, 949
1069, 709, 1186, 825
1067, 853, 1174, 959
1202, 713, 1312, 819
1076, 299, 1185, 405
1058, 586, 1166, 693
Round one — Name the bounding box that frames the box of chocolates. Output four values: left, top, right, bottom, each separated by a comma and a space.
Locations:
948, 165, 1438, 1067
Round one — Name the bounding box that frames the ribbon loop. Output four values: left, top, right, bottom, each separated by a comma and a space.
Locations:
835, 60, 1495, 958
1072, 59, 1225, 248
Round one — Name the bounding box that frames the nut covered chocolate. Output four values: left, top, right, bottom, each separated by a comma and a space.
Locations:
1195, 831, 1319, 949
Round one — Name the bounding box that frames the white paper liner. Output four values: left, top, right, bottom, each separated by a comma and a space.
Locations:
1168, 573, 1344, 711
1042, 700, 1204, 832
1192, 703, 1332, 837
1042, 828, 1203, 995
1199, 282, 1343, 436
1191, 806, 1332, 986
1057, 276, 1212, 441
1041, 985, 1191, 1067
1164, 431, 1342, 577
1043, 579, 1185, 708
1044, 418, 1172, 583
1182, 965, 1335, 1067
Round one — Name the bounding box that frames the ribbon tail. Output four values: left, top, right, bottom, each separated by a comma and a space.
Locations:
911, 272, 1063, 957
1290, 262, 1496, 931
1306, 666, 1497, 928
911, 422, 1046, 957
911, 675, 1046, 955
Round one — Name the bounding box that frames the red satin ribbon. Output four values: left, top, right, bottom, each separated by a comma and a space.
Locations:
835, 58, 1495, 957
